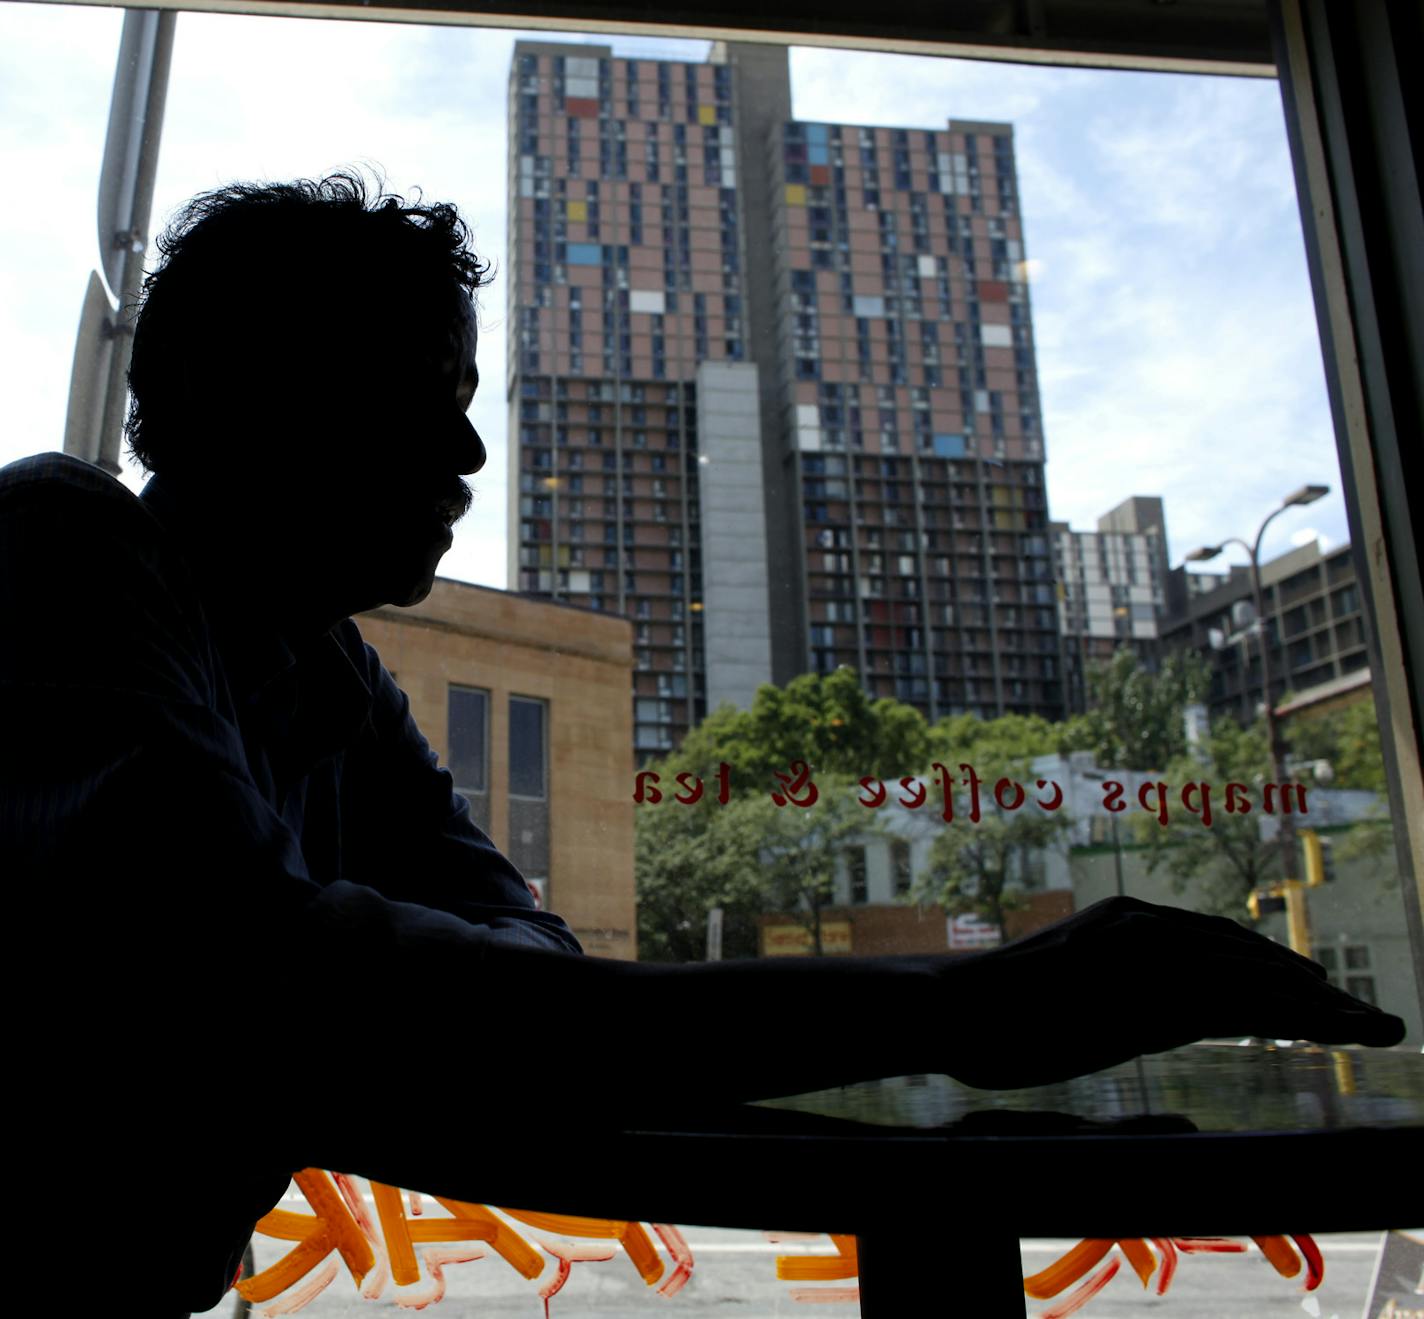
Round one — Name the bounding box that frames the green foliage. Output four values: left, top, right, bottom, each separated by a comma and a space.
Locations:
674, 666, 930, 786
1282, 693, 1387, 793
917, 730, 1072, 940
743, 774, 883, 955
635, 669, 922, 961
634, 790, 770, 962
634, 769, 883, 960
1070, 649, 1211, 772
928, 711, 1060, 767
923, 806, 1072, 942
1282, 693, 1395, 868
1141, 717, 1280, 918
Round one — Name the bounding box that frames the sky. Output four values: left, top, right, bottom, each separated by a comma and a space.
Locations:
0, 3, 1349, 589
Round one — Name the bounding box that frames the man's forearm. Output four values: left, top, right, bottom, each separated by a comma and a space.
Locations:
464, 943, 958, 1112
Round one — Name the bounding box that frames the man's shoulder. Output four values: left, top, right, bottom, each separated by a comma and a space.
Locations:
2, 450, 128, 497
0, 452, 202, 649
0, 452, 156, 527
0, 452, 169, 553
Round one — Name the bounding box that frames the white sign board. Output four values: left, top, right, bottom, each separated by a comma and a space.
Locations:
948, 914, 1002, 950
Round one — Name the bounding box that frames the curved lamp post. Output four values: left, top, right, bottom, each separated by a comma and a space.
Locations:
1185, 484, 1330, 954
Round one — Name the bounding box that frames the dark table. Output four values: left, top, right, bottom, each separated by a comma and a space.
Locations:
321, 1043, 1424, 1317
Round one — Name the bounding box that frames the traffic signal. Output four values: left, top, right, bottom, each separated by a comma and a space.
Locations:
1301, 829, 1331, 886
1248, 889, 1288, 920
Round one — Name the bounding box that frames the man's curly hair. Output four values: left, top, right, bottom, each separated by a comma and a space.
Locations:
125, 170, 493, 475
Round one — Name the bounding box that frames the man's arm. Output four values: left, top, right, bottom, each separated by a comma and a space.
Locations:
330, 622, 581, 954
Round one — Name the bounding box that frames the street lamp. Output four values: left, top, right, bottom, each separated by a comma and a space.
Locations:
1184, 484, 1331, 955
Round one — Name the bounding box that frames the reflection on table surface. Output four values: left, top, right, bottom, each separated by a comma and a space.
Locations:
753, 1043, 1424, 1135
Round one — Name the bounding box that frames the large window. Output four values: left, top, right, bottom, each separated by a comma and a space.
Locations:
507, 695, 547, 800
507, 694, 550, 887
447, 684, 489, 794
2, 5, 1419, 1311
447, 683, 491, 832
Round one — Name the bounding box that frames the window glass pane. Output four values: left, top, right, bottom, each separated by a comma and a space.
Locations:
508, 695, 546, 798
447, 685, 488, 793
848, 845, 868, 904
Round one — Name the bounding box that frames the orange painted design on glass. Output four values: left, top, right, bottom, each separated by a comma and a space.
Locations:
241, 1176, 1323, 1314
1252, 1234, 1302, 1278
238, 1170, 375, 1304
246, 1171, 694, 1312
1023, 1235, 1323, 1313
500, 1208, 665, 1286
1117, 1237, 1157, 1288
776, 1233, 859, 1282
652, 1224, 695, 1297
1023, 1239, 1115, 1299
1291, 1233, 1325, 1290
1040, 1256, 1121, 1319
1149, 1237, 1178, 1295
372, 1180, 420, 1286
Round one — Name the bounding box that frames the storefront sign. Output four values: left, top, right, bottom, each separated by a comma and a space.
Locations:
762, 921, 853, 956
948, 913, 1002, 949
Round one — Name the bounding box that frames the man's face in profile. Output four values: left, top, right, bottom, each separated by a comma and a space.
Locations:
297, 296, 485, 614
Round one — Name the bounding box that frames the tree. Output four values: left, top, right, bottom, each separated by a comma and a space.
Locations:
1061, 649, 1211, 771
916, 720, 1073, 942
928, 710, 1059, 767
923, 803, 1073, 943
1141, 717, 1281, 918
1281, 692, 1394, 867
635, 671, 927, 961
1283, 692, 1386, 793
745, 774, 882, 956
634, 789, 771, 962
673, 666, 930, 786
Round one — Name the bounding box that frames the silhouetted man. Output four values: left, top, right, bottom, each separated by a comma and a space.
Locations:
1, 174, 1404, 1316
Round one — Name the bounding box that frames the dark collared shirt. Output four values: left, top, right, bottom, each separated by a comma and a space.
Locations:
2, 451, 580, 954
1, 451, 581, 1311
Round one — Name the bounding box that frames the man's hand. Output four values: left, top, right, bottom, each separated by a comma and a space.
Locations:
943, 897, 1407, 1090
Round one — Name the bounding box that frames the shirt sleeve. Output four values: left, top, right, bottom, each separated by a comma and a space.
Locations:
331, 622, 583, 956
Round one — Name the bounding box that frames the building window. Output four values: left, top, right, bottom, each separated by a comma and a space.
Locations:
507, 695, 550, 890
448, 684, 491, 833
447, 685, 488, 794
1313, 944, 1377, 1006
847, 846, 868, 904
509, 696, 547, 799
891, 840, 912, 896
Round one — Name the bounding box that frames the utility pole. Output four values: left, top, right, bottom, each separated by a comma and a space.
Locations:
1186, 484, 1330, 956
64, 9, 176, 474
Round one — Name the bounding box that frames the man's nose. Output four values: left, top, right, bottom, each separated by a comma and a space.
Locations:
451, 411, 486, 474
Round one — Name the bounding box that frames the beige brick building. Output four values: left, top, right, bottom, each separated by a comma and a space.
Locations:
359, 578, 637, 960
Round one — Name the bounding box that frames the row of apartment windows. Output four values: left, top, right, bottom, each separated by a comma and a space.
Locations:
520, 378, 693, 404
809, 672, 1056, 713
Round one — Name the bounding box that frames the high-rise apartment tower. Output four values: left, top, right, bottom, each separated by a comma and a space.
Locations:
507, 41, 1064, 756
